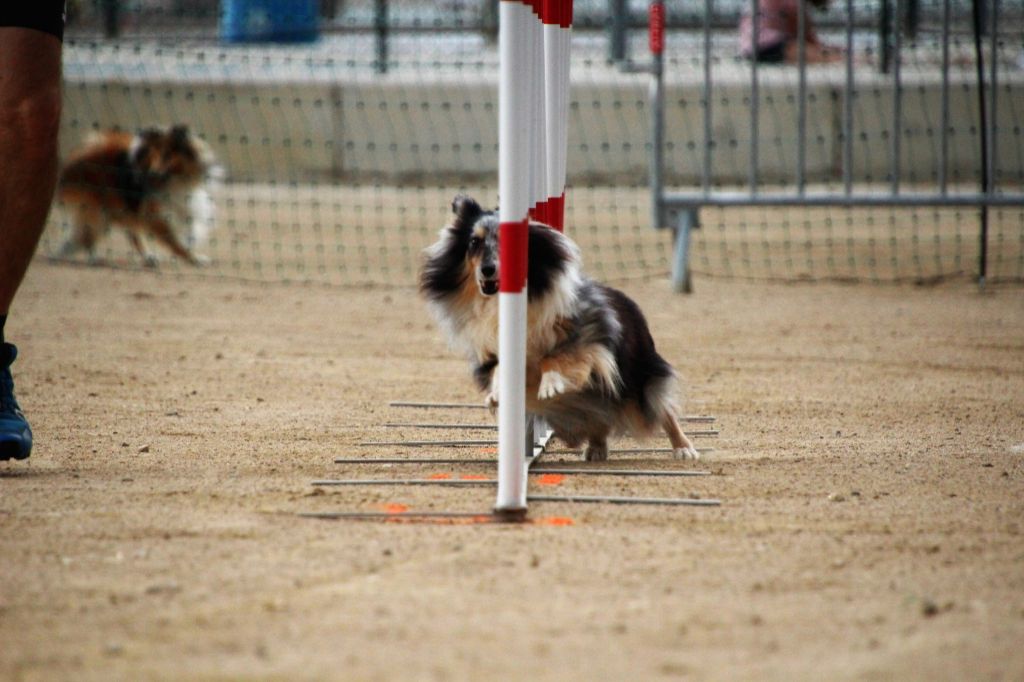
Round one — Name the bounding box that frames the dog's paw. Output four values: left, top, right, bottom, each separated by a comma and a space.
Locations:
143, 254, 160, 268
56, 241, 80, 259
538, 370, 569, 400
672, 446, 701, 461
191, 254, 211, 267
584, 442, 609, 462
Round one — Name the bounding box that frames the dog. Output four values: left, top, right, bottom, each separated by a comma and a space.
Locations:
56, 125, 218, 266
420, 195, 701, 461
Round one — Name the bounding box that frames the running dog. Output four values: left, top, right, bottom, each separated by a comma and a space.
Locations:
56, 125, 218, 266
420, 195, 701, 461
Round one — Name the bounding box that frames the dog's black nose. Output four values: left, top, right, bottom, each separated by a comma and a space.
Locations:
480, 263, 496, 278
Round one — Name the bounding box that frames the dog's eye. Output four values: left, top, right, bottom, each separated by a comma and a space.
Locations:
468, 236, 482, 250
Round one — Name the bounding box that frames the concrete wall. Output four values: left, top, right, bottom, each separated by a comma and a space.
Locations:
60, 65, 1024, 187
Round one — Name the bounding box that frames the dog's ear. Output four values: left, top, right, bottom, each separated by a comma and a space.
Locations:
137, 128, 162, 146
451, 195, 483, 228
169, 125, 190, 148
131, 128, 162, 164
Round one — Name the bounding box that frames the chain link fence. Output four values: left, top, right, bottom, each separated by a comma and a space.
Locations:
44, 0, 1024, 285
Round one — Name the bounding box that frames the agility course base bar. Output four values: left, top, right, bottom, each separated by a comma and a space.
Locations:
298, 511, 517, 524
389, 401, 486, 409
360, 430, 718, 448
312, 478, 497, 487
542, 447, 715, 456
388, 401, 718, 424
333, 457, 500, 465
330, 460, 714, 476
526, 468, 711, 477
385, 423, 498, 430
297, 511, 580, 525
299, 496, 721, 518
314, 468, 711, 487
384, 419, 715, 429
300, 399, 724, 523
528, 494, 720, 507
358, 439, 499, 447
336, 448, 715, 461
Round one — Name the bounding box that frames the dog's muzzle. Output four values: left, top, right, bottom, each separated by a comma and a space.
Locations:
479, 262, 498, 296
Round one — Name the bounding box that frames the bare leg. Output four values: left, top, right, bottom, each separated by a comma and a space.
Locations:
0, 27, 62, 461
663, 414, 700, 461
0, 28, 63, 313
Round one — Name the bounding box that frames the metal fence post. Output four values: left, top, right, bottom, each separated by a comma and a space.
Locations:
903, 0, 919, 38
649, 0, 665, 232
609, 0, 628, 62
375, 0, 389, 74
672, 209, 697, 293
483, 0, 499, 44
971, 0, 991, 288
879, 0, 892, 73
102, 0, 120, 39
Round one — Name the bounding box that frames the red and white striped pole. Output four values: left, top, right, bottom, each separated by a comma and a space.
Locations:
542, 0, 572, 231
495, 0, 572, 518
528, 3, 546, 225
495, 0, 535, 518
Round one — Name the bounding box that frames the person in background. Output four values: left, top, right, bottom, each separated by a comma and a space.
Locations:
739, 0, 844, 64
0, 4, 65, 460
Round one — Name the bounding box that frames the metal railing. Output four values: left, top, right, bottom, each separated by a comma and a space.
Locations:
636, 0, 1022, 291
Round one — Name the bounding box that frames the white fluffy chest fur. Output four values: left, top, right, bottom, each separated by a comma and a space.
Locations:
431, 265, 581, 365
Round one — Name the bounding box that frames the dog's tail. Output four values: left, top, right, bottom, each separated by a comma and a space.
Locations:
641, 368, 683, 428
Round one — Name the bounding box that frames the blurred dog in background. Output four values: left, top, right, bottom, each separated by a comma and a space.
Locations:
56, 125, 219, 266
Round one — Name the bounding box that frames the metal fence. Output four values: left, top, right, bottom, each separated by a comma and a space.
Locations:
640, 0, 1024, 290
44, 0, 1024, 287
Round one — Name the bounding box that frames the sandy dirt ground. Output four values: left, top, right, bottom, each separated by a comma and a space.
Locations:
2, 261, 1023, 681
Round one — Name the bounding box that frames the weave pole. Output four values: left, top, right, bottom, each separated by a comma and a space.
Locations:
539, 0, 572, 230
495, 0, 573, 519
495, 0, 533, 519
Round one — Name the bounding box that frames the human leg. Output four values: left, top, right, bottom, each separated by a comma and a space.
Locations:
0, 23, 64, 460
753, 40, 788, 64
0, 27, 64, 312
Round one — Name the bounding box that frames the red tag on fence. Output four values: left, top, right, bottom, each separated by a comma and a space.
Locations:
649, 2, 665, 55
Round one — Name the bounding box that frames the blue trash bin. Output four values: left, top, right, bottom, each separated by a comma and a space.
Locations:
221, 0, 319, 43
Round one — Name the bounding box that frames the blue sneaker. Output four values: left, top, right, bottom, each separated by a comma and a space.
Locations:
0, 343, 33, 461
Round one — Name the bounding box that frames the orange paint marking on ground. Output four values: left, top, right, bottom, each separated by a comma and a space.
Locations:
533, 516, 575, 526
536, 473, 566, 486
478, 447, 497, 454
381, 503, 409, 514
427, 473, 452, 480
459, 474, 490, 480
